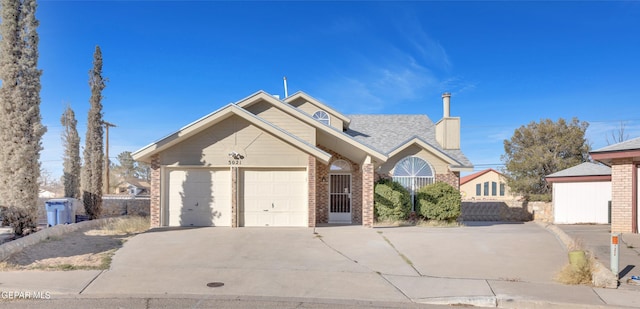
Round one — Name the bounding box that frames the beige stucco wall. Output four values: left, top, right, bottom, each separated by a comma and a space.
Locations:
159, 115, 309, 167
244, 99, 316, 145
435, 117, 460, 150
377, 144, 450, 177
287, 97, 344, 130
460, 171, 516, 201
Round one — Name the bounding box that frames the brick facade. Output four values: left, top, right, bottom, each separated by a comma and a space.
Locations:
149, 154, 161, 227
611, 158, 635, 233
315, 147, 363, 225
436, 170, 460, 189
362, 162, 374, 227
231, 167, 238, 228
308, 156, 317, 227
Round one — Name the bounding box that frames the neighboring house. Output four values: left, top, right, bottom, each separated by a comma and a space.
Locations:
591, 137, 640, 233
114, 178, 150, 196
459, 169, 516, 201
545, 162, 611, 224
132, 91, 473, 228
38, 189, 57, 199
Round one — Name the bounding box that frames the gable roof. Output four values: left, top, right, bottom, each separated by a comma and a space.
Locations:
345, 114, 473, 168
592, 136, 640, 153
236, 91, 387, 163
545, 162, 612, 183
131, 103, 331, 164
590, 136, 640, 164
546, 162, 611, 178
284, 91, 351, 127
460, 169, 503, 185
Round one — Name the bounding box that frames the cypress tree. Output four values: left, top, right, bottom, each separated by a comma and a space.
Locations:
81, 46, 105, 219
0, 0, 46, 235
61, 105, 81, 199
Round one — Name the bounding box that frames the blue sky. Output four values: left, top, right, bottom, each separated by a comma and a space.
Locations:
36, 1, 640, 179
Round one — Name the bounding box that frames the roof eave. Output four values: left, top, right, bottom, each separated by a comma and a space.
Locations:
132, 104, 332, 165
545, 175, 612, 183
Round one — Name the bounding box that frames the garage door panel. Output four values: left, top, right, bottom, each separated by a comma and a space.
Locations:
242, 169, 307, 227
167, 169, 231, 227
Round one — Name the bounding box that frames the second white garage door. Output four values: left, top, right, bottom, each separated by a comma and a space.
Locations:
167, 168, 231, 227
241, 169, 307, 227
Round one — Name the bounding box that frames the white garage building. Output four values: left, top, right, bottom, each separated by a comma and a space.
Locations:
546, 162, 612, 224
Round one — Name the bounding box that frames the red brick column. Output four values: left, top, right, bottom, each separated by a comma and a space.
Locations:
308, 156, 317, 227
611, 159, 634, 233
436, 170, 460, 189
362, 162, 374, 227
231, 167, 238, 228
149, 154, 161, 227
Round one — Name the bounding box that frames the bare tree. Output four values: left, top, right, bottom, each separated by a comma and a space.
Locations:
605, 121, 629, 145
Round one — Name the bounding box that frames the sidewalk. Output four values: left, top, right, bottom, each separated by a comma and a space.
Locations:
557, 224, 640, 290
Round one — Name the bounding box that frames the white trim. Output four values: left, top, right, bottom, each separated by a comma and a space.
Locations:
328, 172, 352, 224
312, 110, 331, 126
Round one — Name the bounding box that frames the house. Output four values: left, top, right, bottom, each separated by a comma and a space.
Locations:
132, 91, 473, 228
591, 137, 640, 233
114, 178, 150, 196
38, 189, 57, 199
545, 162, 612, 224
459, 169, 516, 201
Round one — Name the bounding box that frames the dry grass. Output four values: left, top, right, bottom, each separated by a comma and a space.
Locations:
99, 216, 150, 235
374, 219, 463, 228
0, 216, 149, 271
416, 219, 463, 228
555, 254, 594, 285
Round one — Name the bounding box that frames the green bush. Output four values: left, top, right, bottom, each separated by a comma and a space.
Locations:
374, 179, 411, 222
527, 193, 552, 202
416, 182, 461, 221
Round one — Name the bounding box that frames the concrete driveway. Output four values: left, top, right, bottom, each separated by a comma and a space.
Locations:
82, 222, 567, 303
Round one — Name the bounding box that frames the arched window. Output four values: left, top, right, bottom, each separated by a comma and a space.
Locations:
392, 156, 435, 210
330, 159, 351, 172
312, 110, 330, 126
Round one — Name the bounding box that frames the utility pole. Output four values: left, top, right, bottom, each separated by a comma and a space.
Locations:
102, 121, 116, 193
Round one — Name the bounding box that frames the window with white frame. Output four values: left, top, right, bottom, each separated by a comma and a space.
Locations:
392, 156, 435, 210
312, 110, 330, 126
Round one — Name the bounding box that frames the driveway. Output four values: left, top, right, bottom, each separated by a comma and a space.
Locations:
82, 222, 567, 303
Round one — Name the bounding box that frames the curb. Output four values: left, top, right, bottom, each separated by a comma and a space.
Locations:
536, 221, 618, 289
0, 217, 118, 262
416, 296, 497, 307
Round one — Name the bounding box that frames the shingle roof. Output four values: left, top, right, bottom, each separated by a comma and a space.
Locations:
591, 136, 640, 153
546, 162, 611, 178
345, 114, 472, 167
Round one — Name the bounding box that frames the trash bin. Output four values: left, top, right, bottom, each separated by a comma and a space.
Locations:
44, 199, 77, 226
45, 202, 60, 227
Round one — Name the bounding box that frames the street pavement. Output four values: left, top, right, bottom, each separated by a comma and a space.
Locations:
0, 222, 638, 308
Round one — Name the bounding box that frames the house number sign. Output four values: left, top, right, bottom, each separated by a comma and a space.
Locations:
228, 151, 244, 165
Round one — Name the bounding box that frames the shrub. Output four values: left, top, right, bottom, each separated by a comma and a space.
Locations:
416, 182, 461, 221
1, 206, 37, 236
527, 193, 552, 202
374, 179, 411, 222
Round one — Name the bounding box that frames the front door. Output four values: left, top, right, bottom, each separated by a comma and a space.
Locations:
329, 174, 351, 223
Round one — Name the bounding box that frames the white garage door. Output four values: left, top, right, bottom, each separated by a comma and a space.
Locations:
241, 169, 307, 227
167, 168, 231, 227
553, 181, 611, 224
